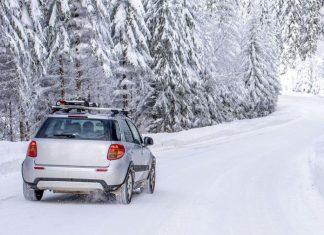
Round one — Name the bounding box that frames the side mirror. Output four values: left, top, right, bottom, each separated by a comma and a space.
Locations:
144, 136, 154, 146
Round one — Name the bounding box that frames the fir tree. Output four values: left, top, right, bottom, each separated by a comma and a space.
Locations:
293, 57, 321, 94
177, 0, 212, 127
0, 0, 48, 140
142, 0, 200, 132
0, 30, 19, 141
242, 7, 280, 117
299, 0, 321, 60
110, 0, 152, 109
211, 0, 241, 73
36, 0, 72, 120
279, 0, 303, 70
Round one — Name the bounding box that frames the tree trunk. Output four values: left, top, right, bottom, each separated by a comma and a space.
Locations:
26, 121, 30, 141
9, 101, 14, 142
59, 55, 65, 100
75, 60, 82, 99
75, 31, 81, 99
19, 106, 26, 141
123, 78, 128, 109
122, 57, 128, 109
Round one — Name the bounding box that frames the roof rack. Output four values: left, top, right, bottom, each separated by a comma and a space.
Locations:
51, 100, 129, 116
55, 99, 100, 107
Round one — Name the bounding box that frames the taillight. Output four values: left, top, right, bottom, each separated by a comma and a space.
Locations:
27, 140, 37, 158
34, 166, 45, 170
107, 144, 125, 160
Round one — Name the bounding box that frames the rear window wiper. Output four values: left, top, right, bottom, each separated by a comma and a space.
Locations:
53, 133, 77, 138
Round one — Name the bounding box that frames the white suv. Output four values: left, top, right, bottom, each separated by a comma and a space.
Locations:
22, 100, 156, 204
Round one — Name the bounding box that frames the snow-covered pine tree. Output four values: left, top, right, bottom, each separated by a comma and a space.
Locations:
210, 0, 241, 74
200, 0, 248, 122
195, 1, 225, 124
278, 0, 303, 71
60, 1, 111, 102
40, 0, 115, 108
34, 0, 72, 123
0, 29, 19, 141
87, 0, 115, 76
110, 0, 152, 110
299, 0, 321, 60
0, 0, 27, 140
0, 0, 48, 140
176, 0, 212, 128
0, 0, 118, 140
86, 0, 117, 106
22, 0, 51, 137
241, 5, 280, 118
141, 0, 204, 132
293, 57, 321, 94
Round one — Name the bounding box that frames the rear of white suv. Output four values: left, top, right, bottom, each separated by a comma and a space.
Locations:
22, 109, 155, 204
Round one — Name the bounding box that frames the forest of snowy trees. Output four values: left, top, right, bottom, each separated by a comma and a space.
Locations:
0, 0, 323, 141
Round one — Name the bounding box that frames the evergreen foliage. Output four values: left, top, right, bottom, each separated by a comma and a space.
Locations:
242, 6, 280, 117
0, 0, 321, 140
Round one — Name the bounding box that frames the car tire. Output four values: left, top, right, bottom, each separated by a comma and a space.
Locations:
23, 182, 44, 201
116, 170, 133, 204
145, 165, 155, 194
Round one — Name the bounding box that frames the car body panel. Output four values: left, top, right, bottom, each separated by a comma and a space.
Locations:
22, 154, 130, 187
37, 181, 104, 192
142, 147, 153, 179
34, 138, 111, 168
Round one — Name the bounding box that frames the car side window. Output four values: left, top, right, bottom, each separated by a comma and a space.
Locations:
126, 120, 143, 145
120, 119, 134, 143
110, 120, 121, 141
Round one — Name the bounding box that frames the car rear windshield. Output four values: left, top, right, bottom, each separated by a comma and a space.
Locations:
36, 117, 121, 141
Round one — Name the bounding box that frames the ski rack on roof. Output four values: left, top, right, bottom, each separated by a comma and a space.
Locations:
55, 99, 99, 107
51, 100, 129, 116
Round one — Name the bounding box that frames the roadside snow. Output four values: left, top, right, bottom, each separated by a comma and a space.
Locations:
0, 141, 28, 166
310, 136, 324, 197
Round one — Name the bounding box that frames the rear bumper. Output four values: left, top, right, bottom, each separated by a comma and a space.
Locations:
22, 158, 128, 192
27, 178, 119, 192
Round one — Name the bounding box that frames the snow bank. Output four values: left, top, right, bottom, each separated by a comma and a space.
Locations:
146, 97, 302, 154
0, 141, 27, 176
310, 136, 324, 197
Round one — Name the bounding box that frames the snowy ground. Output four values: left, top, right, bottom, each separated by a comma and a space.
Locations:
2, 95, 324, 235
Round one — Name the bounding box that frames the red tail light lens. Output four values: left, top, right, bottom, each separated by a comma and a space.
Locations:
107, 144, 125, 160
27, 140, 37, 158
34, 166, 45, 170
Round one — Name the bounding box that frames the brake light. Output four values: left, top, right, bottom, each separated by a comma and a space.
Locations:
107, 144, 125, 160
27, 141, 37, 158
34, 166, 45, 170
96, 168, 108, 172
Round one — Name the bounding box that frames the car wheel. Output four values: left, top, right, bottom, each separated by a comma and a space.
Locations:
23, 182, 44, 201
146, 165, 155, 194
116, 170, 133, 204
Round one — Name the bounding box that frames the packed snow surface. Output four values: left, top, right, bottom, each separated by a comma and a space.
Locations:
2, 95, 324, 235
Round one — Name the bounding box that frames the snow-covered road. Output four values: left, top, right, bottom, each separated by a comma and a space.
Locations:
2, 95, 324, 235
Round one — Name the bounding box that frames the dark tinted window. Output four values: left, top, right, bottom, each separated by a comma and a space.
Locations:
113, 120, 121, 141
36, 118, 120, 141
126, 120, 142, 145
120, 119, 134, 143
